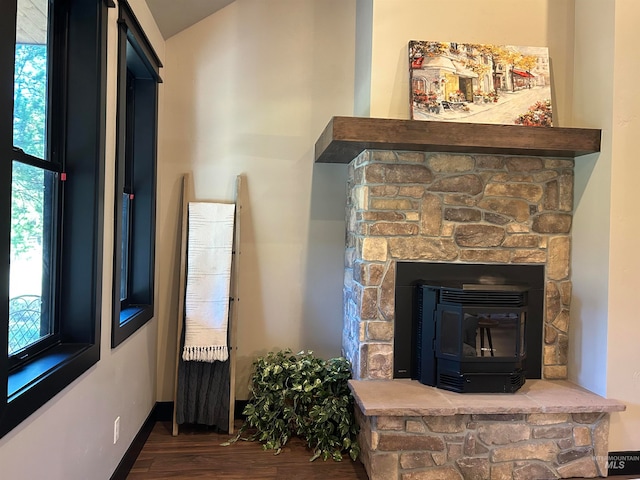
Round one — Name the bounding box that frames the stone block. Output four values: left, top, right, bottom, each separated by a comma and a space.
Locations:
444, 207, 482, 222
532, 425, 572, 439
376, 432, 445, 452
364, 164, 385, 183
447, 443, 463, 462
511, 249, 546, 263
406, 419, 427, 433
454, 224, 506, 247
543, 365, 568, 379
360, 287, 378, 320
556, 456, 598, 478
367, 321, 394, 341
456, 457, 490, 480
501, 234, 539, 248
552, 310, 570, 333
371, 198, 415, 211
490, 441, 559, 462
397, 152, 426, 163
490, 462, 514, 480
399, 185, 426, 198
512, 462, 559, 480
385, 164, 434, 184
405, 212, 419, 221
400, 451, 434, 469
478, 197, 530, 222
543, 179, 559, 210
593, 415, 610, 475
558, 171, 573, 212
379, 261, 395, 320
506, 157, 544, 172
428, 174, 483, 195
375, 416, 405, 431
370, 222, 419, 236
543, 345, 558, 365
369, 185, 400, 197
545, 282, 561, 326
428, 154, 475, 173
557, 447, 593, 464
476, 155, 505, 169
548, 236, 570, 280
402, 466, 463, 480
484, 183, 543, 202
369, 453, 399, 480
362, 237, 388, 262
484, 212, 510, 225
532, 213, 572, 233
420, 193, 443, 236
363, 343, 393, 380
371, 151, 398, 163
460, 249, 511, 263
354, 185, 369, 210
362, 211, 405, 222
545, 325, 558, 344
477, 423, 530, 445
571, 413, 602, 424
388, 237, 458, 261
423, 415, 466, 433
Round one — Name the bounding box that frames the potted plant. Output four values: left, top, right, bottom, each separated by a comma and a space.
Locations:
224, 349, 360, 462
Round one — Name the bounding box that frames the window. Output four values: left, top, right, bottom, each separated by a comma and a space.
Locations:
111, 0, 161, 347
0, 0, 108, 438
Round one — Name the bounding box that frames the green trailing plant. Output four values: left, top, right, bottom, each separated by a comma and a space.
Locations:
225, 349, 360, 462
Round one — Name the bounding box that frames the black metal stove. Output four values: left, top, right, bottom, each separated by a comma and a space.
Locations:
393, 262, 545, 394
417, 283, 528, 393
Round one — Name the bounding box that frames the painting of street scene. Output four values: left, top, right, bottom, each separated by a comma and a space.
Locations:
409, 40, 553, 126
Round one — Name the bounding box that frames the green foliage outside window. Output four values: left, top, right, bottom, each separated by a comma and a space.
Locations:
12, 44, 47, 257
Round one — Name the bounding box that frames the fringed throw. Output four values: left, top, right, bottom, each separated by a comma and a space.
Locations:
183, 202, 235, 363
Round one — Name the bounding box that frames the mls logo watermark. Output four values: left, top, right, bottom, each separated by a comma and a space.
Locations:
602, 453, 640, 474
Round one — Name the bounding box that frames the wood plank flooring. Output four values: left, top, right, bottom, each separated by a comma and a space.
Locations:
128, 421, 640, 479
127, 421, 368, 479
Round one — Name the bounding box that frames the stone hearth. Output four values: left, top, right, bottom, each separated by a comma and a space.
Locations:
349, 379, 625, 480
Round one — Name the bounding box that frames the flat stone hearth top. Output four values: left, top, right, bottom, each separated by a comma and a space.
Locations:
349, 379, 625, 417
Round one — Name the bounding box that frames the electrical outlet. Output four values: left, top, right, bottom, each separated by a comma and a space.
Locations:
113, 416, 120, 445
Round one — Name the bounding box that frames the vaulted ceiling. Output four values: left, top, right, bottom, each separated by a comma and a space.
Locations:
145, 0, 234, 39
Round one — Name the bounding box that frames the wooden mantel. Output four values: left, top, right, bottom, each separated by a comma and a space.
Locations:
314, 116, 601, 163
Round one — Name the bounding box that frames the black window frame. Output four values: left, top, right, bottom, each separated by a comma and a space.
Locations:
111, 0, 161, 348
0, 0, 110, 439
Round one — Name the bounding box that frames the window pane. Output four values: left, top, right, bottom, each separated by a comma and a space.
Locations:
14, 0, 49, 159
120, 192, 131, 302
9, 162, 55, 355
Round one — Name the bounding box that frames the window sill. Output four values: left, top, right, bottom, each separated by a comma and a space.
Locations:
112, 304, 153, 348
8, 343, 92, 399
2, 343, 99, 438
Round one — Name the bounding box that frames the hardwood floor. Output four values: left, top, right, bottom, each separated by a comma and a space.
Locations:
127, 421, 368, 479
128, 421, 639, 479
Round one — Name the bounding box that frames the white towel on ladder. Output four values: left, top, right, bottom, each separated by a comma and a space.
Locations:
183, 202, 235, 362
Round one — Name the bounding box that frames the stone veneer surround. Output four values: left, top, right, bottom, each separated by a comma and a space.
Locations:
343, 149, 574, 381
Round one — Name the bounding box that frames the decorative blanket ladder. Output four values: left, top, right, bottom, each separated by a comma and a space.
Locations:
171, 173, 242, 435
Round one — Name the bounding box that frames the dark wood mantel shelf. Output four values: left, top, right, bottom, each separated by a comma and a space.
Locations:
314, 116, 601, 163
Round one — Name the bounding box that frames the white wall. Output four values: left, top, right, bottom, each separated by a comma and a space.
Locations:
573, 0, 640, 452
364, 0, 576, 125
156, 0, 356, 400
0, 2, 164, 478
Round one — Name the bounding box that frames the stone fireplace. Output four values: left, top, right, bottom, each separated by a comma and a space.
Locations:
342, 148, 573, 382
314, 117, 623, 479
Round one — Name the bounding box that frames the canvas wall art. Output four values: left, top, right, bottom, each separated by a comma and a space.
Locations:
409, 40, 553, 126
